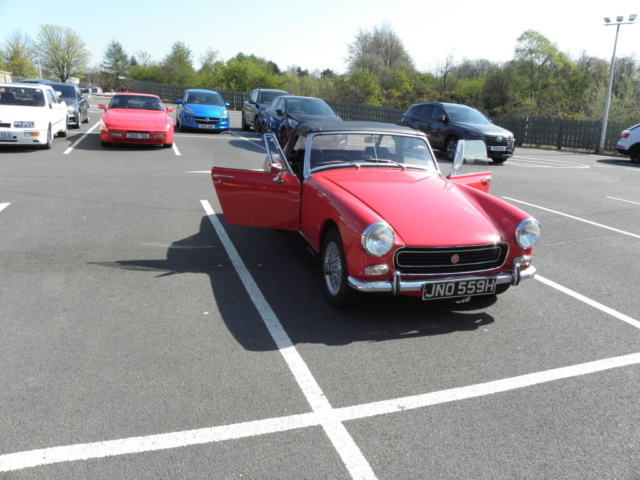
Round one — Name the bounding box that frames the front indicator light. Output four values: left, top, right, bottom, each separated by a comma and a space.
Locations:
362, 222, 395, 256
515, 219, 541, 248
152, 132, 167, 138
109, 130, 124, 137
513, 255, 532, 267
24, 132, 39, 137
364, 264, 389, 276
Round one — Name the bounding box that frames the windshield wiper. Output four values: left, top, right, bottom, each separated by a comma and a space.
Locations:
364, 158, 406, 170
316, 160, 360, 169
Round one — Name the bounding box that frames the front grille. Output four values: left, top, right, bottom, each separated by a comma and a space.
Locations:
395, 243, 508, 274
0, 123, 11, 128
484, 136, 514, 147
194, 117, 220, 125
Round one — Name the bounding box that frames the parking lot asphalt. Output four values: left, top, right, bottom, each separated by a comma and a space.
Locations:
1, 97, 639, 479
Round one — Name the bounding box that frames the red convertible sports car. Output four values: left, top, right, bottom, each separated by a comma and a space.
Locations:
212, 121, 540, 308
98, 93, 174, 148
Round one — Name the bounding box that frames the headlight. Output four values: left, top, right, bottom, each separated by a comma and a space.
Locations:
515, 218, 541, 248
184, 107, 195, 114
361, 222, 395, 256
469, 132, 486, 139
220, 109, 228, 116
67, 105, 75, 113
14, 121, 34, 128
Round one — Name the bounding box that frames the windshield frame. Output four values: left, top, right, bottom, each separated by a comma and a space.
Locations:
303, 131, 440, 179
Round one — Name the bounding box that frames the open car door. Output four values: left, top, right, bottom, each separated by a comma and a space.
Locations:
211, 133, 301, 230
446, 139, 492, 193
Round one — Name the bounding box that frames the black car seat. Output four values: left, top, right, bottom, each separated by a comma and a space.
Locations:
1, 91, 16, 103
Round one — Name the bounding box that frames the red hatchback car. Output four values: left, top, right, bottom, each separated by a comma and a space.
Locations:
212, 121, 540, 308
98, 93, 174, 148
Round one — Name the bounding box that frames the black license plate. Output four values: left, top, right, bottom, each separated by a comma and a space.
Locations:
422, 278, 497, 300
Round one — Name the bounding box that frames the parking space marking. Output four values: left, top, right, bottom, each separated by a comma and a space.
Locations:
228, 131, 266, 149
625, 168, 640, 172
606, 196, 640, 206
63, 122, 100, 154
0, 203, 10, 212
509, 156, 589, 169
3, 349, 639, 473
200, 200, 377, 480
172, 142, 181, 156
503, 197, 640, 240
536, 275, 640, 330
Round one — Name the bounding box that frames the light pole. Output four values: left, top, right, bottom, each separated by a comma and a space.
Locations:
598, 14, 636, 154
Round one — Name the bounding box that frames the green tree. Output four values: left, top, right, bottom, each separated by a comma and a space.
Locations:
160, 41, 195, 85
2, 30, 38, 78
34, 24, 91, 82
102, 39, 128, 83
335, 70, 381, 105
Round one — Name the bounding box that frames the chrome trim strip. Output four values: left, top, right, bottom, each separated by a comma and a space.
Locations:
347, 265, 536, 294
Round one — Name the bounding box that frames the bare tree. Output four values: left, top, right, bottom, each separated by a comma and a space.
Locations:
34, 24, 91, 82
347, 22, 415, 74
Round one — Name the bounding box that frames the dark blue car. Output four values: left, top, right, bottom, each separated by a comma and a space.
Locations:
264, 95, 340, 146
175, 89, 230, 132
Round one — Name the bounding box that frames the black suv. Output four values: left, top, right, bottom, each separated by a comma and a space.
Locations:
401, 102, 515, 163
242, 88, 290, 133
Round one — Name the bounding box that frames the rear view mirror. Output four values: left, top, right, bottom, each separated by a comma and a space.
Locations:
166, 107, 173, 113
98, 104, 106, 111
175, 99, 182, 104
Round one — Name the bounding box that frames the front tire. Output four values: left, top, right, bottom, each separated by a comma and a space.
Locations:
101, 140, 111, 147
321, 229, 358, 308
241, 113, 250, 131
41, 125, 52, 149
445, 136, 459, 161
492, 157, 508, 164
163, 142, 173, 148
254, 115, 262, 133
58, 118, 68, 138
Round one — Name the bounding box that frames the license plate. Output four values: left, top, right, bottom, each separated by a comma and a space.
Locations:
422, 278, 497, 300
490, 146, 507, 151
199, 124, 215, 129
0, 132, 12, 138
126, 133, 149, 139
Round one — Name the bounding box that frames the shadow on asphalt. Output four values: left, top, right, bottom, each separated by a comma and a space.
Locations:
596, 158, 639, 167
92, 215, 497, 351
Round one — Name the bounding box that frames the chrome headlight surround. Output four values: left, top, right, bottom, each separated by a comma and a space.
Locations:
515, 218, 541, 248
361, 222, 395, 257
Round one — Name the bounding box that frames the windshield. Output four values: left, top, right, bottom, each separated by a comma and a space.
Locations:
287, 98, 335, 116
0, 86, 45, 106
52, 85, 76, 99
258, 91, 286, 104
307, 133, 437, 173
186, 92, 224, 106
445, 105, 490, 124
109, 95, 164, 111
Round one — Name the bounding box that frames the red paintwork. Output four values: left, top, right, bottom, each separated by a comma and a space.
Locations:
211, 164, 533, 293
99, 93, 174, 146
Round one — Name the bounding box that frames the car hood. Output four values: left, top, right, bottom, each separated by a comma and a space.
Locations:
289, 113, 340, 123
321, 169, 501, 246
0, 105, 53, 123
454, 122, 512, 136
62, 98, 78, 107
184, 104, 227, 116
103, 109, 171, 128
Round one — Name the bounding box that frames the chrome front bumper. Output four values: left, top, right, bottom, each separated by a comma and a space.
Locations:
348, 264, 537, 295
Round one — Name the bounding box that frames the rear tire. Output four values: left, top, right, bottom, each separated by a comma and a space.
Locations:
630, 145, 640, 163
321, 229, 358, 308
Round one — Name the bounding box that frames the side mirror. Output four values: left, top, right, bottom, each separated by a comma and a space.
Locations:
276, 109, 283, 116
269, 160, 284, 176
175, 99, 182, 104
225, 102, 230, 107
166, 107, 173, 113
439, 115, 448, 124
98, 104, 106, 111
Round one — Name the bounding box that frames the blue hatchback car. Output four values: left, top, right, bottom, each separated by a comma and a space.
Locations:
175, 89, 230, 132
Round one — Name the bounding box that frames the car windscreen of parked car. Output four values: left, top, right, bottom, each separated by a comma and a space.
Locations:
445, 105, 491, 124
258, 91, 285, 105
109, 95, 164, 111
185, 92, 225, 106
307, 132, 438, 173
287, 98, 335, 116
51, 85, 77, 100
0, 86, 46, 106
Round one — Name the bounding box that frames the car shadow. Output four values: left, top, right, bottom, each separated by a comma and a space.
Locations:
596, 158, 638, 167
92, 215, 496, 352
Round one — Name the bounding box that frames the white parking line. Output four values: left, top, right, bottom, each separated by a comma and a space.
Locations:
503, 197, 640, 240
63, 122, 100, 154
606, 196, 640, 206
200, 200, 376, 479
509, 156, 589, 169
172, 142, 181, 156
3, 349, 639, 473
0, 203, 10, 212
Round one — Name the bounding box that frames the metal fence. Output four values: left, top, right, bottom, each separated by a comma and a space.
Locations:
122, 78, 630, 153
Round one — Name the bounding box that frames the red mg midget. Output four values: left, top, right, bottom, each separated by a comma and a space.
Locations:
212, 121, 540, 308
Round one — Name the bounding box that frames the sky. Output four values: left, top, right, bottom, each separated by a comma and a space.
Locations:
1, 0, 639, 75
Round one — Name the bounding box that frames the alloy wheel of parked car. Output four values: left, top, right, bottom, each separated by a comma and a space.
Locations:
630, 146, 640, 163
321, 229, 358, 308
445, 137, 458, 161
